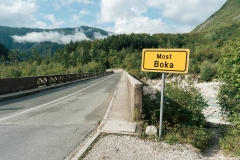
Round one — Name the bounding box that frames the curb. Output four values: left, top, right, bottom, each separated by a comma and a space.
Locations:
70, 82, 120, 160
70, 131, 101, 160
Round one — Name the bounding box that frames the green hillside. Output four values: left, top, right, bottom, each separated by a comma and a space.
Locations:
0, 25, 111, 57
192, 0, 240, 33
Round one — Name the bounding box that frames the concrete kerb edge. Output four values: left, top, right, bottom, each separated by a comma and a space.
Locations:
100, 130, 140, 136
70, 72, 142, 160
0, 73, 113, 102
70, 81, 120, 160
70, 131, 101, 160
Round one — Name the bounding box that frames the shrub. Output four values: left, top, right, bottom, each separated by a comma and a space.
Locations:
81, 61, 105, 73
143, 82, 209, 150
217, 40, 240, 156
128, 69, 141, 78
200, 60, 218, 81
0, 66, 22, 78
164, 83, 207, 126
143, 83, 207, 126
189, 58, 200, 73
217, 40, 240, 114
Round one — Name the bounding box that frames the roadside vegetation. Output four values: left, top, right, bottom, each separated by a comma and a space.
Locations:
142, 82, 210, 151
217, 40, 240, 157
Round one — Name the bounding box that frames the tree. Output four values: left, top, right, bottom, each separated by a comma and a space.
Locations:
53, 48, 63, 63
32, 48, 42, 65
0, 55, 5, 64
217, 40, 240, 157
8, 50, 19, 65
218, 40, 240, 115
200, 60, 218, 81
89, 41, 99, 62
65, 40, 76, 53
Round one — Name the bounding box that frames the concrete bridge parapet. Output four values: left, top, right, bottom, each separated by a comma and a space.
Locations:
126, 72, 143, 121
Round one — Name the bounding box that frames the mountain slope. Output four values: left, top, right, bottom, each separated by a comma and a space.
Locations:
192, 0, 240, 33
0, 25, 111, 53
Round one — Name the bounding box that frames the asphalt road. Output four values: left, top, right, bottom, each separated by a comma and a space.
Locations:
0, 72, 122, 160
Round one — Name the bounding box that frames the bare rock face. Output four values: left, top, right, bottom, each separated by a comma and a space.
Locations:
145, 125, 157, 136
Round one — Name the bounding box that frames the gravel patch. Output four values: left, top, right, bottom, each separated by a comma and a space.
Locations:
194, 82, 220, 99
82, 135, 237, 160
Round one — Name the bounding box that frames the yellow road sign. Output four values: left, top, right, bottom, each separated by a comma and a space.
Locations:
141, 49, 190, 74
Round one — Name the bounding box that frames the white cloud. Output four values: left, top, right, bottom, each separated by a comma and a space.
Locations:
0, 0, 38, 27
72, 9, 90, 21
148, 0, 226, 25
98, 0, 226, 34
43, 14, 65, 28
12, 31, 91, 44
99, 0, 146, 23
61, 0, 94, 5
0, 0, 66, 29
53, 0, 94, 9
145, 0, 166, 9
79, 9, 90, 15
32, 15, 65, 29
110, 16, 190, 34
98, 0, 180, 34
33, 21, 49, 29
93, 32, 108, 40
113, 17, 164, 34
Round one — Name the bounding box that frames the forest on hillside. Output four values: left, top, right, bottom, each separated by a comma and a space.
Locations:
0, 22, 239, 81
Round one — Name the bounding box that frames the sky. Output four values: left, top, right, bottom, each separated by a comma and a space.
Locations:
0, 0, 226, 44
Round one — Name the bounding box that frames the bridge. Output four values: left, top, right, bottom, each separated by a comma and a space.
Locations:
0, 71, 142, 160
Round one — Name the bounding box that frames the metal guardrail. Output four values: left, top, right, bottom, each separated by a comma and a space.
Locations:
36, 72, 111, 87
0, 71, 113, 95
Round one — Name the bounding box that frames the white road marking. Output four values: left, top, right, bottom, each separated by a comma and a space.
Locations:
0, 74, 117, 122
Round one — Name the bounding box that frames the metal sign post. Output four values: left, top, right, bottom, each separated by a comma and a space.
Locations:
159, 73, 165, 137
141, 48, 190, 137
